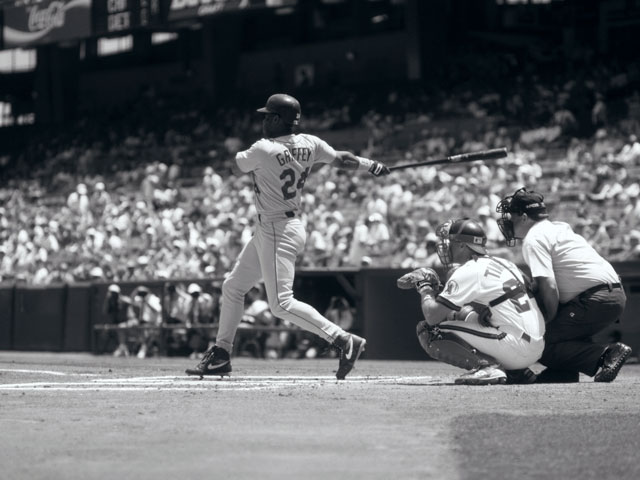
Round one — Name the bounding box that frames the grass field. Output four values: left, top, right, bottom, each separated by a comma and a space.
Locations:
1, 351, 639, 480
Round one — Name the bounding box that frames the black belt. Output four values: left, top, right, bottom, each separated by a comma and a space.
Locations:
258, 211, 296, 222
580, 282, 622, 297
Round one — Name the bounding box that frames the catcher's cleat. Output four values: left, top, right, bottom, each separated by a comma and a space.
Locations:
185, 345, 232, 377
396, 267, 441, 292
334, 333, 366, 380
455, 365, 507, 385
594, 342, 632, 383
505, 368, 537, 385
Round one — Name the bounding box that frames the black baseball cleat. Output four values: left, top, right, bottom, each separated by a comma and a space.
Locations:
505, 368, 537, 385
185, 346, 232, 378
594, 343, 632, 383
334, 333, 366, 380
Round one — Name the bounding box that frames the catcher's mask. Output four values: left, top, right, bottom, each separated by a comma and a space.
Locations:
496, 187, 548, 246
436, 218, 487, 270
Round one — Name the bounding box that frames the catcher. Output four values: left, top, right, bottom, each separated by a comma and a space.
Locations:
397, 218, 545, 385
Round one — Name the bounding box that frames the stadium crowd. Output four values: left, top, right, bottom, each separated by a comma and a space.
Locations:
2, 51, 640, 287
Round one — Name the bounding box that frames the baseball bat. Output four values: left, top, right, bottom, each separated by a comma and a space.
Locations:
388, 147, 508, 172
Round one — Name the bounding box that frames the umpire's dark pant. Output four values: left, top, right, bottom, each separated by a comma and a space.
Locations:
540, 285, 626, 376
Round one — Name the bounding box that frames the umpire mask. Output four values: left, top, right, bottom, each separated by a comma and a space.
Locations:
496, 187, 548, 247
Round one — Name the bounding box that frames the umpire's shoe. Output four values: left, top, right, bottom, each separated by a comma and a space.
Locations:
185, 345, 232, 377
594, 342, 632, 383
334, 333, 366, 380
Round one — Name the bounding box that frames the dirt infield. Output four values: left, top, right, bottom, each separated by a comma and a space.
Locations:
1, 352, 639, 480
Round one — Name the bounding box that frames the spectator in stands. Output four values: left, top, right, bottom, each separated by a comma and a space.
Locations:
184, 283, 216, 358
237, 283, 291, 359
297, 295, 355, 360
476, 205, 503, 248
366, 213, 391, 261
423, 232, 443, 269
347, 215, 370, 266
126, 285, 162, 359
0, 247, 10, 282
623, 230, 640, 260
102, 284, 132, 357
162, 282, 191, 355
67, 183, 92, 226
91, 181, 111, 217
324, 296, 354, 332
5, 54, 640, 284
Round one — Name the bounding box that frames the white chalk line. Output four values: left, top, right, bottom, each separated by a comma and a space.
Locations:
0, 368, 100, 376
0, 368, 69, 376
0, 374, 441, 391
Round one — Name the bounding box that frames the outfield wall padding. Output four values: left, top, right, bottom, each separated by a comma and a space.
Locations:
360, 268, 426, 360
0, 285, 15, 349
1, 262, 640, 358
63, 283, 92, 351
12, 285, 66, 351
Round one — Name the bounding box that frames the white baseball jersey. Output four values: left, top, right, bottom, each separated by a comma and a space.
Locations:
438, 256, 545, 341
522, 220, 619, 303
236, 133, 336, 217
213, 133, 345, 353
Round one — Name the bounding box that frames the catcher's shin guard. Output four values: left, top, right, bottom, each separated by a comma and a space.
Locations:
416, 321, 497, 370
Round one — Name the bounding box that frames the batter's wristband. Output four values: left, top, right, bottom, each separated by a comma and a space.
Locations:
356, 156, 374, 171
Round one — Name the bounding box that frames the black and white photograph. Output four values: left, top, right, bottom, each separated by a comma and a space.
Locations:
1, 1, 639, 478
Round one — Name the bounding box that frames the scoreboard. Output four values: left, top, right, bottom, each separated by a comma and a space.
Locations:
93, 0, 163, 35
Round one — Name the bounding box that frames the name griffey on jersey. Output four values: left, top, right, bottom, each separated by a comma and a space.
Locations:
276, 147, 312, 166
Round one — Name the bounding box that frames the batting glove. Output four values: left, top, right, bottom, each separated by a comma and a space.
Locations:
368, 161, 391, 176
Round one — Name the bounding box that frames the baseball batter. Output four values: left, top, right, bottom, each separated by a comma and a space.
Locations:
397, 218, 545, 385
186, 93, 390, 380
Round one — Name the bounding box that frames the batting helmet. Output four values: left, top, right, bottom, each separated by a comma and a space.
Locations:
436, 218, 487, 270
257, 93, 301, 125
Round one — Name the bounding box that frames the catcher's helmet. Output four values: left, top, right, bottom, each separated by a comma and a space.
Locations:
449, 218, 488, 255
257, 93, 301, 125
436, 218, 487, 269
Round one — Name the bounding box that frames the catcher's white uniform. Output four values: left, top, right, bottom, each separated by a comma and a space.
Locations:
436, 256, 545, 370
214, 134, 345, 352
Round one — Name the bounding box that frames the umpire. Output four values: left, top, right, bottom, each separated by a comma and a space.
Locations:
496, 187, 631, 383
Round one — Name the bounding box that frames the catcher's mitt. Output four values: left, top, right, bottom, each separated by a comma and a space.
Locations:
396, 267, 441, 294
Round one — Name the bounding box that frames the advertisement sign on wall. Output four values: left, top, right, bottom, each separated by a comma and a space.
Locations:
92, 0, 163, 36
168, 0, 296, 23
3, 0, 92, 48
